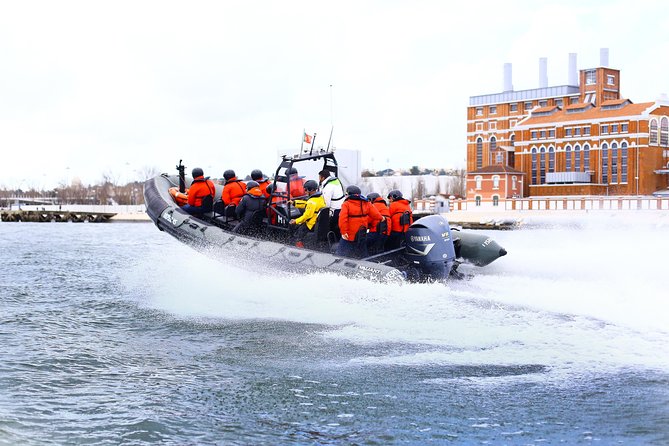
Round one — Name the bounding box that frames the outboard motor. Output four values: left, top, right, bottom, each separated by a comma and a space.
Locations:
403, 215, 456, 281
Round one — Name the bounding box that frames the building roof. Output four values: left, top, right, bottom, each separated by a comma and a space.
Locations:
517, 101, 654, 126
468, 165, 525, 175
601, 98, 632, 106
469, 85, 580, 106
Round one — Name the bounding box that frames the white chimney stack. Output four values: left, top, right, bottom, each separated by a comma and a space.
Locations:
600, 48, 609, 67
568, 53, 578, 85
503, 63, 513, 92
539, 57, 548, 88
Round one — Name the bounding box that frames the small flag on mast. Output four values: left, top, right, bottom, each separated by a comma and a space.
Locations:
303, 132, 313, 144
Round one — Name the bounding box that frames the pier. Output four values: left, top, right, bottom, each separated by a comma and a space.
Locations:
0, 210, 117, 223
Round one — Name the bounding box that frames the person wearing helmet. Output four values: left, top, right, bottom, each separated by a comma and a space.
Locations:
222, 169, 247, 207
366, 192, 391, 255
318, 169, 345, 238
336, 185, 382, 259
178, 167, 216, 215
289, 179, 325, 248
234, 180, 266, 235
386, 189, 413, 250
251, 169, 271, 198
286, 167, 306, 199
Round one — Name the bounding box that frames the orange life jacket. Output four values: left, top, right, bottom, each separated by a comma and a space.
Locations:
187, 176, 216, 208
222, 178, 247, 206
339, 196, 382, 241
288, 175, 305, 199
169, 187, 188, 206
369, 197, 391, 235
257, 179, 271, 198
389, 198, 413, 233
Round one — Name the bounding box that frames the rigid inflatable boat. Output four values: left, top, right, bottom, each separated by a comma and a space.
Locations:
143, 151, 506, 283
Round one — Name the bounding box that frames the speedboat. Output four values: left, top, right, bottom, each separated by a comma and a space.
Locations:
143, 151, 506, 283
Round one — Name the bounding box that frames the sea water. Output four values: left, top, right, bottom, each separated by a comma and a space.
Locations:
0, 216, 667, 445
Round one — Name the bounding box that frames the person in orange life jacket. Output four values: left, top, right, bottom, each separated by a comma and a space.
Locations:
286, 167, 306, 199
365, 192, 392, 255
221, 169, 247, 207
177, 167, 216, 215
289, 180, 325, 248
265, 183, 287, 225
318, 169, 345, 238
251, 169, 271, 198
336, 185, 382, 259
385, 189, 413, 250
234, 181, 266, 235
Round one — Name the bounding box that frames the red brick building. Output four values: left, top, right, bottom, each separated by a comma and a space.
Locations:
466, 51, 669, 207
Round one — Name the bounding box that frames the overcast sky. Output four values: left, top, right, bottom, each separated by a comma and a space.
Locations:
1, 0, 668, 189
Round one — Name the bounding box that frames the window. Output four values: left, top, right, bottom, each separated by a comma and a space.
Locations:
531, 131, 537, 140
566, 128, 572, 137
611, 142, 618, 183
492, 195, 499, 206
601, 124, 609, 134
476, 138, 483, 168
531, 148, 537, 185
510, 103, 518, 112
512, 176, 517, 190
650, 119, 658, 145
510, 134, 516, 147
540, 130, 546, 139
476, 107, 483, 116
602, 143, 609, 183
548, 147, 555, 173
492, 175, 500, 189
585, 70, 596, 85
574, 144, 581, 171
565, 145, 572, 171
496, 151, 503, 164
621, 123, 628, 133
584, 126, 591, 136
549, 129, 555, 138
584, 143, 590, 172
540, 147, 546, 184
574, 127, 581, 136
611, 124, 619, 133
570, 97, 579, 104
476, 122, 483, 131
489, 121, 497, 130
539, 100, 548, 107
621, 142, 628, 183
490, 105, 497, 115
661, 117, 669, 146
556, 99, 563, 107
525, 101, 533, 110
475, 196, 481, 206
475, 176, 482, 190
607, 74, 615, 85
489, 136, 497, 165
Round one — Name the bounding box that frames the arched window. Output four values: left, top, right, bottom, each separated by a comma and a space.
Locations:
661, 117, 669, 146
475, 196, 482, 206
476, 138, 483, 168
565, 145, 572, 171
540, 147, 546, 184
492, 195, 499, 206
475, 175, 482, 190
621, 141, 628, 183
611, 142, 618, 183
602, 142, 609, 183
489, 136, 497, 164
512, 176, 517, 190
650, 119, 658, 145
583, 143, 591, 172
492, 175, 500, 189
574, 144, 581, 171
510, 134, 516, 147
531, 147, 538, 185
548, 146, 555, 173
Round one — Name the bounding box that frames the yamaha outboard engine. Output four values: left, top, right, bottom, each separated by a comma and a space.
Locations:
403, 215, 456, 281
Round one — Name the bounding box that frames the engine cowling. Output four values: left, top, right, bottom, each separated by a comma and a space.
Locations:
404, 215, 456, 281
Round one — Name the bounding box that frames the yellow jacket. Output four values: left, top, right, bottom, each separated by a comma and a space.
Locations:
294, 193, 326, 230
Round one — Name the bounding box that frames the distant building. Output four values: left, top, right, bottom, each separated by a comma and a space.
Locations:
466, 49, 669, 208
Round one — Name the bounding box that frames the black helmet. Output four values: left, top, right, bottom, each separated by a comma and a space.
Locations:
246, 181, 259, 189
367, 192, 380, 201
251, 169, 263, 180
304, 179, 319, 191
191, 167, 204, 178
346, 185, 361, 195
287, 167, 298, 175
387, 189, 403, 200
224, 169, 236, 180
